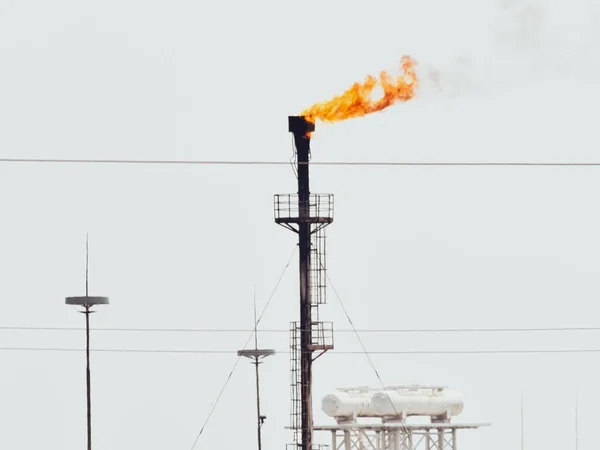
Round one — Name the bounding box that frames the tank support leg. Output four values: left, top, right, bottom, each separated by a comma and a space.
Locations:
344, 430, 351, 450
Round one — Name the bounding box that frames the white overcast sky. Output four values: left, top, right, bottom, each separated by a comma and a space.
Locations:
1, 0, 599, 449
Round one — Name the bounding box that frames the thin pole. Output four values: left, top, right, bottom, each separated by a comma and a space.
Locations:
85, 233, 89, 297
253, 287, 258, 350
575, 390, 579, 450
255, 358, 262, 450
520, 389, 524, 450
253, 290, 263, 450
85, 306, 92, 450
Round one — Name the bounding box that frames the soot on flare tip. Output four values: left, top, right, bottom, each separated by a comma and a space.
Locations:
288, 116, 315, 136
288, 116, 313, 155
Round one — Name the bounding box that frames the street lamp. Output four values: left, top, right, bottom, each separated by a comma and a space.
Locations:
237, 297, 275, 450
65, 237, 109, 450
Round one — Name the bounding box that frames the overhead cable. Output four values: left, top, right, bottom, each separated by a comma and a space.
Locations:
2, 157, 600, 167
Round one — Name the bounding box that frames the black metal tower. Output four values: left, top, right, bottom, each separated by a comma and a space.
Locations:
275, 116, 334, 450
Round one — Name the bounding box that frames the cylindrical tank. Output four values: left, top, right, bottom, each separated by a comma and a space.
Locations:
321, 390, 378, 419
371, 387, 464, 419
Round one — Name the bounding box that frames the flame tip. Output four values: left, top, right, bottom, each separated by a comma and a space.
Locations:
299, 55, 418, 125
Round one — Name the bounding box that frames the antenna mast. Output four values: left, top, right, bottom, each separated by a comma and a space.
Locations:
253, 287, 258, 350
85, 233, 89, 296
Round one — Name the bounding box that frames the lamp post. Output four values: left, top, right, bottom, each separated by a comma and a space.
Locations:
237, 296, 275, 450
237, 348, 275, 450
65, 237, 109, 450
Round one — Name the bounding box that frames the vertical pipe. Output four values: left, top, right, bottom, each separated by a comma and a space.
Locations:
331, 430, 336, 450
451, 429, 457, 450
293, 125, 313, 450
85, 306, 92, 450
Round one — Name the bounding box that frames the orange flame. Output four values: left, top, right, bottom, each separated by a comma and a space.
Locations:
301, 56, 418, 124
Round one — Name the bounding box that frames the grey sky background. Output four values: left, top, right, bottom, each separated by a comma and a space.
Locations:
0, 0, 599, 449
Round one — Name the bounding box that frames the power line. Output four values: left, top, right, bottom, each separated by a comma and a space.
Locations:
4, 347, 600, 355
2, 157, 600, 167
3, 325, 600, 333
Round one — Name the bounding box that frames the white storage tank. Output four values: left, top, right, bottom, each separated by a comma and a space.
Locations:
321, 388, 378, 420
371, 386, 464, 420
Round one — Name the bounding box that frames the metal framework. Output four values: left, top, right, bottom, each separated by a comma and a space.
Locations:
276, 116, 334, 450
315, 423, 489, 450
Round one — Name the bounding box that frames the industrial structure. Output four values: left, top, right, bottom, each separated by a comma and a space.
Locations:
275, 116, 334, 450
317, 385, 488, 450
275, 116, 488, 450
